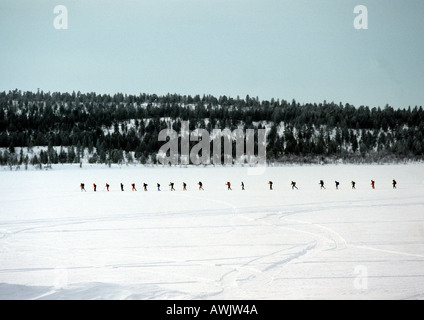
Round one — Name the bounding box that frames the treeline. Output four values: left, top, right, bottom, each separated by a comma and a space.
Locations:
0, 89, 423, 166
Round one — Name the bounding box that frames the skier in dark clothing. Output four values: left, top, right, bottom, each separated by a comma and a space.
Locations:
106, 183, 110, 191
121, 183, 124, 191
371, 180, 375, 189
169, 182, 175, 191
392, 180, 397, 189
319, 180, 325, 189
241, 182, 245, 190
183, 182, 187, 191
93, 183, 97, 192
268, 181, 273, 190
143, 183, 148, 191
226, 182, 232, 190
157, 183, 161, 191
351, 181, 356, 189
132, 183, 137, 191
80, 183, 86, 192
198, 181, 204, 190
291, 181, 298, 190
335, 181, 340, 190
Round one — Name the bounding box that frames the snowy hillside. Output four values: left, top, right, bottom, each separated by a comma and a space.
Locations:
1, 164, 424, 299
2, 91, 424, 168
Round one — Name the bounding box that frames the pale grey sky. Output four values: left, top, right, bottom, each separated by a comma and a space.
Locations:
1, 0, 423, 108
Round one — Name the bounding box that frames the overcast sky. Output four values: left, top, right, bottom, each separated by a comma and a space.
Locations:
1, 0, 423, 108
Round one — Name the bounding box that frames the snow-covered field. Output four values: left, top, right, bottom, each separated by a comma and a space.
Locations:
0, 163, 424, 300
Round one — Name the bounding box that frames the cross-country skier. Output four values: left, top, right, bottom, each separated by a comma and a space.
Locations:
121, 183, 124, 191
241, 182, 245, 190
157, 183, 161, 191
335, 181, 340, 189
319, 180, 325, 189
268, 181, 273, 190
80, 183, 86, 192
143, 183, 148, 191
392, 180, 397, 189
291, 181, 298, 190
106, 183, 110, 191
351, 181, 356, 189
93, 183, 97, 192
132, 183, 137, 191
169, 182, 175, 191
183, 182, 187, 191
226, 182, 232, 190
198, 181, 204, 190
371, 180, 375, 189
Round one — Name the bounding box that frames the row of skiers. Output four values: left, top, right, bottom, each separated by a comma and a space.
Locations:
80, 179, 397, 192
81, 181, 203, 192
268, 180, 396, 190
318, 179, 397, 190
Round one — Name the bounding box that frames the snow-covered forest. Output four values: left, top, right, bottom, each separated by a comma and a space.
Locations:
1, 89, 423, 167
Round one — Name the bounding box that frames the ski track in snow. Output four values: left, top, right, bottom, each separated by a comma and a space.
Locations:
1, 164, 424, 299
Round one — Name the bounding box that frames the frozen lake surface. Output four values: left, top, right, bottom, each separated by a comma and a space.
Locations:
1, 163, 424, 300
